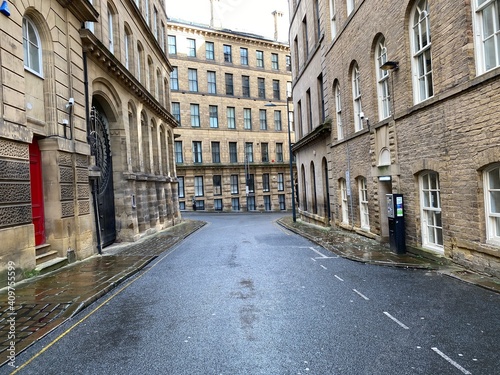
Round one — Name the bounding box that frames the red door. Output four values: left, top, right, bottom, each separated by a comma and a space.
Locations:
29, 140, 46, 246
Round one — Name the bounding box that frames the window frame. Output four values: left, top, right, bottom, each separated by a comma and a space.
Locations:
209, 105, 219, 128
190, 104, 200, 127
206, 41, 215, 60
227, 107, 236, 129
174, 140, 183, 163
376, 37, 391, 120
419, 171, 444, 252
188, 68, 198, 92
194, 176, 204, 197
192, 141, 203, 163
352, 64, 363, 132
207, 71, 217, 94
211, 141, 221, 163
358, 177, 370, 230
22, 16, 43, 76
484, 164, 500, 243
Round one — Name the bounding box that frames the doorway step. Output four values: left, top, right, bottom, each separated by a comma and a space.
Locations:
34, 244, 68, 275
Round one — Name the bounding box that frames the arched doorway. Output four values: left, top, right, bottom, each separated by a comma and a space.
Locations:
89, 104, 116, 247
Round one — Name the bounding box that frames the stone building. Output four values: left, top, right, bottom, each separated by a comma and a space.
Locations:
168, 19, 294, 213
289, 0, 500, 277
0, 0, 180, 284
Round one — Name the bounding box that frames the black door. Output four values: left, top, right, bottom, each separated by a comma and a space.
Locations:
90, 105, 116, 247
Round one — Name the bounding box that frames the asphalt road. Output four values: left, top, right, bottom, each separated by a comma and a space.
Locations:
7, 213, 500, 375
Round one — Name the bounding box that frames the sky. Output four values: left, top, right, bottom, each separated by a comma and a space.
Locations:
164, 0, 290, 42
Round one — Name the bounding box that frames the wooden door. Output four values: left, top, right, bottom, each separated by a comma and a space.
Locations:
29, 140, 46, 246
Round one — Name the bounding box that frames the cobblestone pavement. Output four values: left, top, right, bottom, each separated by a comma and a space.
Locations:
0, 219, 206, 366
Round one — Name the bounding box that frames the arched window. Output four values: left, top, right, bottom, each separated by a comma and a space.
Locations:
358, 177, 369, 230
411, 0, 433, 103
376, 36, 391, 120
340, 178, 349, 224
334, 81, 343, 139
107, 3, 115, 54
137, 43, 144, 83
124, 25, 133, 70
351, 63, 363, 131
23, 16, 43, 76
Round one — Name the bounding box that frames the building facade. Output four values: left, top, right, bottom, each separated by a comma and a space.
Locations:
289, 0, 500, 277
0, 0, 180, 285
168, 20, 294, 213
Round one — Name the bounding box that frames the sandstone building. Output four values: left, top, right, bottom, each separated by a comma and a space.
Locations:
289, 0, 500, 277
0, 0, 180, 284
167, 19, 294, 213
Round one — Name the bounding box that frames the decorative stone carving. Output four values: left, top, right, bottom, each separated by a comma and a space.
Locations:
0, 139, 29, 160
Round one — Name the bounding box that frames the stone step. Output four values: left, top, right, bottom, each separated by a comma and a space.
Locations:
35, 243, 52, 257
35, 250, 59, 265
34, 257, 68, 275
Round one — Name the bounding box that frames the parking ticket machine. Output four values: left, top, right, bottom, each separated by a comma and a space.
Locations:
387, 194, 406, 254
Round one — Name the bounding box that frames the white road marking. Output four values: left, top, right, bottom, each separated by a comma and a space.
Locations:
334, 275, 344, 281
309, 246, 328, 258
353, 289, 370, 300
311, 257, 317, 262
320, 265, 327, 270
431, 347, 472, 374
383, 311, 409, 330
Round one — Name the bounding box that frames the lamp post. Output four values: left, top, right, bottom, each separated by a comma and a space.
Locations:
265, 98, 296, 222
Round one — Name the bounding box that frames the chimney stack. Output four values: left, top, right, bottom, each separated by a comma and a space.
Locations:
210, 0, 222, 28
272, 10, 283, 41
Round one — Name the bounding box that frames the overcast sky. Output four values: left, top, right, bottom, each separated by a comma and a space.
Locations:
164, 0, 290, 42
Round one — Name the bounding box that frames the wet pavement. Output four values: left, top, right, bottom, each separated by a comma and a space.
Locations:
1, 215, 499, 368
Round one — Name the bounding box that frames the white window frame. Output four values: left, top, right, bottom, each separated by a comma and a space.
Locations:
411, 0, 433, 104
340, 179, 349, 224
330, 0, 337, 39
108, 7, 114, 54
335, 83, 343, 140
473, 0, 500, 74
484, 165, 500, 243
420, 171, 444, 252
376, 37, 391, 120
347, 0, 354, 15
358, 178, 369, 230
352, 65, 363, 131
23, 16, 43, 77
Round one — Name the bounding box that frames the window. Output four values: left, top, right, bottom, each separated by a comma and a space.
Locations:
85, 0, 95, 32
229, 142, 238, 162
286, 55, 291, 71
107, 7, 115, 54
172, 102, 181, 124
232, 198, 240, 211
256, 50, 264, 67
475, 0, 500, 73
330, 0, 337, 39
263, 174, 270, 192
264, 196, 272, 211
225, 73, 234, 95
276, 143, 283, 162
187, 38, 196, 57
213, 175, 222, 195
271, 53, 279, 70
274, 111, 282, 131
376, 37, 391, 120
175, 141, 183, 163
302, 17, 309, 60
335, 82, 343, 139
168, 35, 177, 54
207, 71, 217, 94
258, 77, 266, 99
188, 69, 198, 92
420, 171, 443, 251
411, 0, 433, 103
358, 178, 369, 230
195, 200, 205, 210
227, 107, 236, 129
124, 30, 131, 69
145, 0, 150, 25
242, 75, 250, 97
214, 199, 223, 211
259, 109, 267, 130
206, 41, 215, 60
193, 141, 202, 163
160, 22, 166, 52
247, 196, 256, 211
231, 175, 239, 194
279, 194, 286, 210
23, 16, 42, 76
484, 165, 500, 242
245, 143, 253, 162
261, 143, 269, 162
318, 74, 326, 123
224, 44, 232, 62
209, 105, 219, 128
190, 104, 200, 127
347, 0, 354, 15
194, 176, 204, 196
277, 173, 284, 191
247, 174, 255, 193
352, 64, 363, 131
211, 142, 220, 163
240, 48, 248, 65
273, 80, 281, 100
179, 201, 186, 210
170, 67, 179, 90
137, 43, 143, 83
244, 108, 252, 129
178, 176, 185, 198
153, 7, 158, 39
340, 178, 349, 224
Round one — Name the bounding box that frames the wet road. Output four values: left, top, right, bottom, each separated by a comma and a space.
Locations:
8, 213, 500, 374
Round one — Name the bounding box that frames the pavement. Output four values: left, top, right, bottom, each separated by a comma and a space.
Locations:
1, 215, 499, 368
